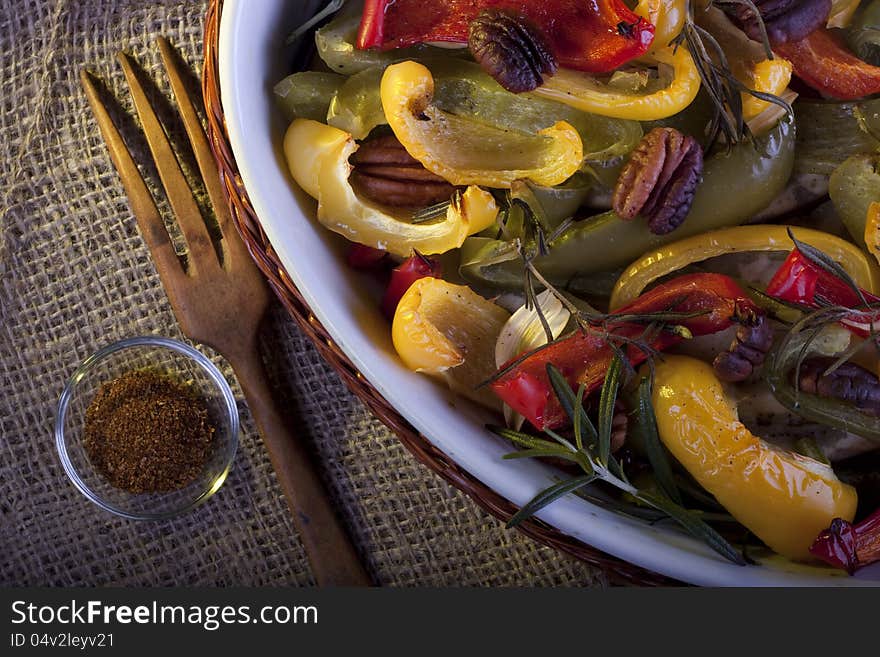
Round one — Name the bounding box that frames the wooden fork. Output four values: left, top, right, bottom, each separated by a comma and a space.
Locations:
80, 38, 372, 586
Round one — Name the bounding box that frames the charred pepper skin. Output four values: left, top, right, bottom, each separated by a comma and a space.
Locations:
775, 28, 880, 100
357, 0, 654, 74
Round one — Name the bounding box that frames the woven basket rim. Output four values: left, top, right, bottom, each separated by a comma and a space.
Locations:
200, 0, 677, 587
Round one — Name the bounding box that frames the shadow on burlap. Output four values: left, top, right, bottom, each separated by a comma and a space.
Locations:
0, 0, 609, 587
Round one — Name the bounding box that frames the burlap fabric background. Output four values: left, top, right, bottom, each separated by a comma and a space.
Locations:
0, 0, 611, 587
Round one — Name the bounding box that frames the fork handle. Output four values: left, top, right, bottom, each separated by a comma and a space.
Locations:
227, 343, 373, 587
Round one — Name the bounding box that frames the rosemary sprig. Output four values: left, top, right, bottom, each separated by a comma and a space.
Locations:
674, 1, 790, 149
492, 363, 747, 565
506, 475, 598, 528
713, 0, 773, 58
411, 198, 453, 224
285, 0, 346, 46
597, 355, 623, 466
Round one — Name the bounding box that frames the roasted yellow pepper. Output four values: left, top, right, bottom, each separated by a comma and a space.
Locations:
634, 0, 686, 52
609, 225, 880, 310
865, 201, 880, 267
392, 277, 510, 409
380, 61, 583, 188
533, 46, 701, 121
650, 355, 858, 561
742, 58, 793, 121
828, 0, 860, 28
283, 119, 498, 257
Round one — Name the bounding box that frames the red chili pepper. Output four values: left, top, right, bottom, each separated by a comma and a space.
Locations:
810, 508, 880, 574
491, 273, 758, 429
381, 252, 442, 320
766, 248, 880, 336
356, 0, 654, 74
775, 28, 880, 100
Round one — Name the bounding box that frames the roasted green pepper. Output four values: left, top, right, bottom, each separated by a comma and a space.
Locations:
829, 152, 880, 251
794, 98, 880, 176
538, 115, 796, 278
273, 71, 345, 121
326, 66, 386, 139
462, 115, 796, 287
846, 0, 880, 66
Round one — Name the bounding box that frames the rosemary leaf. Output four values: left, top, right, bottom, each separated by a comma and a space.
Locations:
605, 309, 709, 324
637, 491, 747, 565
674, 473, 725, 512
489, 426, 570, 453
598, 354, 624, 467
822, 333, 876, 378
476, 333, 570, 389
544, 428, 578, 453
573, 383, 586, 451
507, 475, 598, 528
411, 199, 452, 224
547, 363, 599, 447
285, 0, 346, 46
636, 377, 683, 505
504, 448, 583, 463
525, 266, 554, 343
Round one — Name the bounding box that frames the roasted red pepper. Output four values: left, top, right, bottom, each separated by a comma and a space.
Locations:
766, 248, 880, 336
810, 508, 880, 574
491, 273, 758, 429
346, 243, 390, 270
381, 252, 442, 320
775, 28, 880, 100
356, 0, 655, 74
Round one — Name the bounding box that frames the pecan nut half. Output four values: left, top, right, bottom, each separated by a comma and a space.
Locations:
724, 0, 831, 46
350, 134, 456, 208
797, 358, 880, 416
468, 9, 557, 94
612, 127, 703, 235
713, 310, 775, 382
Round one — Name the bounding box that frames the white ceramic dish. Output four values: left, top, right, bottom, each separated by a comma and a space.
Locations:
218, 0, 880, 586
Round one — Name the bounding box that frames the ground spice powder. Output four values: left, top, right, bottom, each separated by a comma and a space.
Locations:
84, 369, 215, 494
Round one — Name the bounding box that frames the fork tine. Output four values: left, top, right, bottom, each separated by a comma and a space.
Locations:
156, 37, 237, 243
80, 69, 183, 281
116, 51, 217, 273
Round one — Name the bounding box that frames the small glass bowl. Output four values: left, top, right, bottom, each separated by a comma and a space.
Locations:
55, 336, 239, 520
